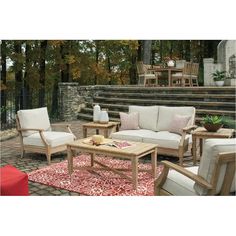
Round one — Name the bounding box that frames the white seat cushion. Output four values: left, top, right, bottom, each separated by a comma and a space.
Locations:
111, 130, 186, 150
129, 106, 159, 131
23, 131, 74, 147
139, 74, 156, 78
110, 129, 151, 142
17, 107, 51, 137
157, 106, 195, 131
162, 166, 199, 196
142, 131, 182, 149
194, 138, 236, 195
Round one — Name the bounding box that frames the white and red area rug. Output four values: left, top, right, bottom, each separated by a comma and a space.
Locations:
28, 154, 163, 196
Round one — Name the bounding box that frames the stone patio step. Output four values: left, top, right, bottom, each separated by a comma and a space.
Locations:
98, 92, 235, 101
94, 96, 235, 109
101, 86, 236, 94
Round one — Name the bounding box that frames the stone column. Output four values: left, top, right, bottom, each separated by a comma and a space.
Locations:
203, 58, 222, 86
58, 83, 104, 121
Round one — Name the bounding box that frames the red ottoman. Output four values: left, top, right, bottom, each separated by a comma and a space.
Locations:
0, 165, 29, 196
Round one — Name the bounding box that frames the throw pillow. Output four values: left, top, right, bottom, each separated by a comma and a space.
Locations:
119, 112, 139, 131
169, 114, 191, 135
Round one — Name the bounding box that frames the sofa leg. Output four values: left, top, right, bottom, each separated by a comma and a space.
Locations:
179, 154, 184, 166
46, 152, 51, 165
20, 149, 25, 159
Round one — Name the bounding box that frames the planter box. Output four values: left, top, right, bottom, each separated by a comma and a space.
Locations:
225, 78, 236, 86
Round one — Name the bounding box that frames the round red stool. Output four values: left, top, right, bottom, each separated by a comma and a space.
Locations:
0, 165, 29, 196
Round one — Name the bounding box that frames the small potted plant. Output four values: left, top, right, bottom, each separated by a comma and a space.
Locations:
202, 115, 223, 132
212, 70, 226, 86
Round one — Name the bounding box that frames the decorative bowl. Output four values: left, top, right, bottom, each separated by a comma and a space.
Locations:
203, 123, 223, 132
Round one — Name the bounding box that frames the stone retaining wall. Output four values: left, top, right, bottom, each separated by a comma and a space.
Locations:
58, 83, 103, 120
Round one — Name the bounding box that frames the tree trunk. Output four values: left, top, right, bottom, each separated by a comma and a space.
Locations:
107, 54, 112, 85
38, 40, 47, 107
1, 40, 7, 124
129, 52, 137, 85
137, 40, 142, 61
60, 41, 71, 82
159, 40, 163, 62
24, 41, 32, 109
51, 77, 59, 119
14, 41, 23, 112
94, 41, 99, 85
184, 40, 191, 61
143, 40, 152, 64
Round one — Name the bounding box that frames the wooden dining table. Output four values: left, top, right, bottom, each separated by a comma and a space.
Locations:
149, 67, 183, 86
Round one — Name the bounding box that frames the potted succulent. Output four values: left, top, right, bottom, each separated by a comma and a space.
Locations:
202, 115, 223, 132
212, 70, 226, 86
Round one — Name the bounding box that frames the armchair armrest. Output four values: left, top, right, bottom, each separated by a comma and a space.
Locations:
17, 128, 44, 132
17, 128, 49, 146
182, 125, 198, 133
161, 161, 213, 189
51, 123, 76, 140
51, 123, 71, 128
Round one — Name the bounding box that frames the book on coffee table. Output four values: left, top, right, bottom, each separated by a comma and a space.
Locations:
105, 140, 133, 149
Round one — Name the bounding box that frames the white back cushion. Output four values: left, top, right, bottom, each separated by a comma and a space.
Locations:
194, 138, 236, 195
17, 107, 51, 137
157, 106, 195, 131
129, 106, 159, 131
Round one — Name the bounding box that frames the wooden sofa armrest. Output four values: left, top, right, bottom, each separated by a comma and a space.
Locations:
161, 161, 213, 189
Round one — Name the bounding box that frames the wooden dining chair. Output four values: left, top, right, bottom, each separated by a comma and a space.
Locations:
136, 61, 158, 87
172, 62, 192, 87
190, 63, 199, 86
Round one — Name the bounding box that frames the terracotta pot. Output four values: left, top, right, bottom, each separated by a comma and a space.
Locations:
203, 123, 223, 132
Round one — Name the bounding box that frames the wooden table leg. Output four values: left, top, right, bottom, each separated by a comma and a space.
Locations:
90, 153, 94, 167
131, 157, 138, 190
83, 127, 87, 138
104, 129, 109, 138
200, 138, 203, 156
151, 148, 157, 178
96, 129, 99, 135
192, 135, 197, 165
168, 69, 171, 86
67, 145, 73, 176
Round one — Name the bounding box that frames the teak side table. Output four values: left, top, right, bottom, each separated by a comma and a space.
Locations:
82, 121, 120, 138
192, 127, 234, 165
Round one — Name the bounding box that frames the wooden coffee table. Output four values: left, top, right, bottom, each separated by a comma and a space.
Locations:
67, 138, 158, 190
192, 127, 234, 165
82, 121, 120, 138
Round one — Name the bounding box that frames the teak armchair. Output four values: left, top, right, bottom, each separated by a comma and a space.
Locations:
16, 107, 76, 164
154, 138, 236, 196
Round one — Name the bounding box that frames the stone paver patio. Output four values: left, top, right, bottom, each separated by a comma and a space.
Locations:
0, 120, 194, 196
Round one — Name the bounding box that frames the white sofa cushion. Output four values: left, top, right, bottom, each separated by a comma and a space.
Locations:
142, 131, 182, 149
194, 138, 236, 195
110, 129, 152, 142
17, 107, 51, 137
23, 131, 74, 147
162, 166, 198, 196
157, 106, 195, 132
111, 130, 184, 149
129, 106, 159, 131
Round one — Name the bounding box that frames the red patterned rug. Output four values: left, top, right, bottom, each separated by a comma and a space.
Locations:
28, 154, 163, 196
